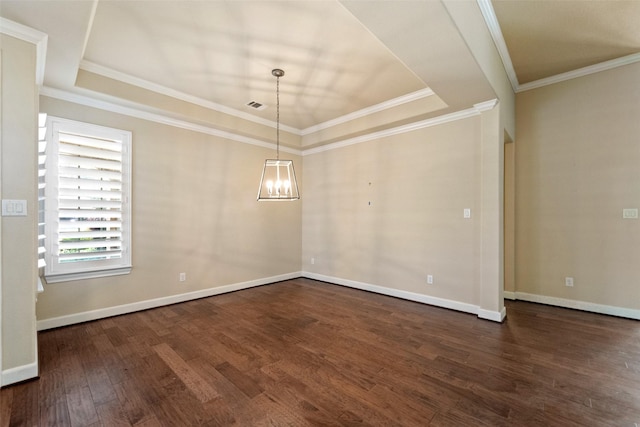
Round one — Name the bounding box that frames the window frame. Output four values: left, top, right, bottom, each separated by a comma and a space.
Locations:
44, 116, 132, 283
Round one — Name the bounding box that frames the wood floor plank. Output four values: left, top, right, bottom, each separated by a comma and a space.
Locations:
37, 369, 67, 413
95, 399, 131, 427
153, 342, 220, 403
66, 385, 98, 427
7, 380, 39, 427
112, 381, 155, 425
2, 278, 639, 426
39, 398, 72, 427
215, 361, 264, 398
0, 387, 13, 427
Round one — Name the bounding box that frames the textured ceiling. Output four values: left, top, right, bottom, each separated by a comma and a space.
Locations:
1, 0, 639, 132
492, 0, 640, 84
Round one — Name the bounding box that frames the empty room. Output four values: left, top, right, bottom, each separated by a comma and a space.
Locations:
1, 0, 639, 425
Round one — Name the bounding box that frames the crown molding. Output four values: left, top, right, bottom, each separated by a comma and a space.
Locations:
79, 60, 300, 135
300, 88, 435, 135
0, 17, 48, 86
473, 98, 498, 112
80, 60, 437, 140
517, 52, 640, 93
80, 1, 99, 60
41, 85, 491, 159
302, 105, 483, 156
477, 0, 640, 93
476, 0, 519, 92
40, 86, 302, 156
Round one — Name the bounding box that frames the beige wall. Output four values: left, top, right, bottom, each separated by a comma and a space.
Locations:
302, 116, 488, 307
443, 0, 515, 140
36, 96, 302, 322
0, 34, 39, 384
504, 140, 515, 294
515, 63, 640, 311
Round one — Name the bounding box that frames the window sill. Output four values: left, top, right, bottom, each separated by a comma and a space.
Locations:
44, 266, 132, 284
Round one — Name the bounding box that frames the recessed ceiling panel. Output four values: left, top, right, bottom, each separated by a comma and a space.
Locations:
84, 0, 427, 129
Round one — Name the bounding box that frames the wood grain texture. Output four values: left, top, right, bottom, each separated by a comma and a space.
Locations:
1, 278, 639, 426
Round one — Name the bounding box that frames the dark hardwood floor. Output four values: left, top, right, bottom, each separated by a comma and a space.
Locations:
2, 278, 639, 426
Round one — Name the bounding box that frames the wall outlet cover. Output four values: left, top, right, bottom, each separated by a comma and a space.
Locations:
2, 199, 28, 216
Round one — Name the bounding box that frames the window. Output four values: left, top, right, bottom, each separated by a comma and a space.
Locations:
38, 113, 47, 291
44, 117, 131, 283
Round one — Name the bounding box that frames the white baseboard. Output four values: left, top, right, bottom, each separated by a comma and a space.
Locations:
511, 292, 640, 320
503, 290, 516, 300
478, 307, 507, 322
302, 272, 505, 322
34, 272, 640, 333
37, 272, 301, 331
1, 361, 38, 387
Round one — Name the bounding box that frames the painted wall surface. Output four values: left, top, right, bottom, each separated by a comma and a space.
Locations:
442, 0, 515, 139
36, 96, 302, 322
515, 63, 640, 310
504, 141, 515, 294
0, 34, 38, 381
302, 117, 483, 306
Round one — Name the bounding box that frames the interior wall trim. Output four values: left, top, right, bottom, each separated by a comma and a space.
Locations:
301, 103, 492, 156
0, 17, 48, 86
79, 60, 300, 135
36, 272, 301, 331
516, 52, 640, 93
80, 60, 436, 138
507, 291, 640, 320
300, 88, 435, 136
41, 86, 495, 158
476, 0, 519, 91
39, 86, 302, 156
1, 361, 38, 387
302, 272, 505, 323
476, 0, 640, 93
503, 290, 516, 300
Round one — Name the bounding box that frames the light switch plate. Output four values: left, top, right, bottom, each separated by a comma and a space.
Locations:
463, 208, 471, 219
623, 208, 638, 219
2, 199, 28, 216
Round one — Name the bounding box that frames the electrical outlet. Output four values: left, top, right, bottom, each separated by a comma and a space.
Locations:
179, 272, 186, 282
427, 275, 434, 284
565, 277, 574, 287
311, 258, 315, 265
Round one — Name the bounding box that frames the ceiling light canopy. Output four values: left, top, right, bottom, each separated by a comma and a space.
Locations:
257, 69, 300, 201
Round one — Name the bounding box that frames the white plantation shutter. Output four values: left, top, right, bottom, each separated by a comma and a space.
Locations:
45, 117, 132, 282
38, 113, 47, 292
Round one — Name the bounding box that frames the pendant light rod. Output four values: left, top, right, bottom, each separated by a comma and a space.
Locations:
272, 68, 284, 160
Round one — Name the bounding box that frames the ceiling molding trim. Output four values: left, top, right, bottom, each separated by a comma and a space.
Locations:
517, 52, 640, 93
0, 17, 48, 86
79, 60, 301, 136
473, 99, 498, 112
40, 85, 490, 159
302, 107, 481, 156
476, 0, 640, 94
476, 0, 519, 92
40, 86, 302, 156
79, 1, 99, 60
300, 88, 435, 136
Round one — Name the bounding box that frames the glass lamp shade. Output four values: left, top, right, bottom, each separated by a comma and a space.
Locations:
257, 159, 300, 201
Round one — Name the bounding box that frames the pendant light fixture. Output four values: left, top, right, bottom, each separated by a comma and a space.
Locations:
257, 69, 300, 201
